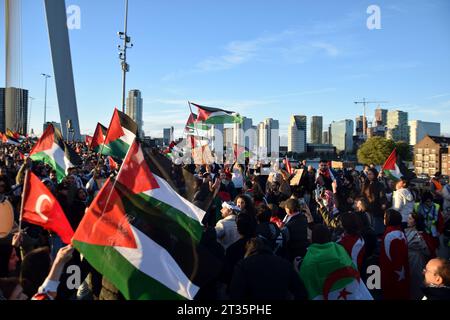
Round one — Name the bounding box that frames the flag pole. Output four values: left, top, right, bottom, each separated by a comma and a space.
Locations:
94, 111, 116, 177
188, 101, 202, 162
187, 101, 201, 143
18, 168, 30, 233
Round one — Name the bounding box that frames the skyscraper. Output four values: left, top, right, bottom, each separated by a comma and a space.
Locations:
126, 89, 143, 136
386, 110, 409, 142
4, 87, 28, 134
375, 108, 388, 127
163, 127, 174, 146
233, 117, 255, 151
409, 120, 440, 145
288, 115, 307, 153
322, 131, 329, 144
310, 116, 323, 144
330, 120, 354, 153
257, 118, 279, 157
355, 116, 368, 138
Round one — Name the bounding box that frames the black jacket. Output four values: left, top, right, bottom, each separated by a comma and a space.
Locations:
284, 213, 309, 261
230, 249, 308, 300
422, 286, 450, 300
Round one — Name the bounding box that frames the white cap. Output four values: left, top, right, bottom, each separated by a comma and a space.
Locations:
221, 201, 240, 212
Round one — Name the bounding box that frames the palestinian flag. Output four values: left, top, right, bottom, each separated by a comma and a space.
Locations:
85, 135, 93, 146
102, 109, 138, 159
108, 156, 118, 171
232, 144, 252, 161
299, 242, 373, 300
191, 102, 243, 124
185, 113, 210, 133
22, 171, 74, 244
144, 147, 215, 211
29, 124, 82, 182
283, 156, 294, 175
72, 140, 221, 300
382, 148, 414, 181
90, 123, 108, 153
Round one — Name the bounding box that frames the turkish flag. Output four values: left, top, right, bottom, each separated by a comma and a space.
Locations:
22, 172, 74, 244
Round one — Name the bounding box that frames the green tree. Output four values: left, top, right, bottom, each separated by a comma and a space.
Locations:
395, 141, 413, 162
357, 137, 396, 165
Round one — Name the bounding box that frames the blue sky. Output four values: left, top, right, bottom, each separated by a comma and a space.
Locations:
1, 0, 449, 141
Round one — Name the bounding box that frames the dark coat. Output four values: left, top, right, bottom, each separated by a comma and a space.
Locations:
229, 248, 308, 300
284, 214, 309, 261
422, 286, 450, 300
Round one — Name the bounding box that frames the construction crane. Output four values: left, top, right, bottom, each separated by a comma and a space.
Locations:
354, 98, 388, 138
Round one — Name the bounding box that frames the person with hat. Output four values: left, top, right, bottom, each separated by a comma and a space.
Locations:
215, 202, 241, 250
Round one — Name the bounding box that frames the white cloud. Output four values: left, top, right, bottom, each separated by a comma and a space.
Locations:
161, 23, 348, 81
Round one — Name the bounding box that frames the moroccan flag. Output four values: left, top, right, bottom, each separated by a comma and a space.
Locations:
29, 124, 81, 182
22, 171, 74, 244
283, 156, 294, 175
102, 109, 138, 159
72, 140, 221, 300
382, 148, 414, 181
90, 123, 108, 152
185, 113, 210, 133
191, 102, 243, 124
299, 242, 373, 300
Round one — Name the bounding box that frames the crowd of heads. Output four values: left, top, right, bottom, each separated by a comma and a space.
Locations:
0, 138, 449, 300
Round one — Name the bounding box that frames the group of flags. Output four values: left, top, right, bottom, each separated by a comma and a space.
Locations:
11, 100, 415, 301
17, 106, 224, 300
0, 129, 27, 146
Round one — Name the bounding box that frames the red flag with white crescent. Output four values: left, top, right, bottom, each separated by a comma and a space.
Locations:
22, 172, 74, 244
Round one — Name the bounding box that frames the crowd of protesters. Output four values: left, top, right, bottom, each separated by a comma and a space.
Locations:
0, 139, 450, 300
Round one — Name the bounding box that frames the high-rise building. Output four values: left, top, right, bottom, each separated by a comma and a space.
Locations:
310, 116, 322, 144
322, 131, 329, 144
126, 89, 143, 136
375, 108, 388, 127
4, 87, 28, 134
163, 127, 174, 146
0, 88, 5, 133
288, 115, 307, 154
223, 128, 234, 149
330, 120, 354, 153
386, 110, 409, 142
210, 123, 224, 161
257, 118, 279, 157
233, 117, 256, 151
355, 116, 368, 138
409, 120, 440, 146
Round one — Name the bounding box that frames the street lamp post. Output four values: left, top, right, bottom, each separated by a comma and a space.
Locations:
118, 0, 133, 113
41, 73, 51, 129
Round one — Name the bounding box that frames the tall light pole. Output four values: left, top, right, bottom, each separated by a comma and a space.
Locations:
118, 0, 133, 113
41, 73, 51, 128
